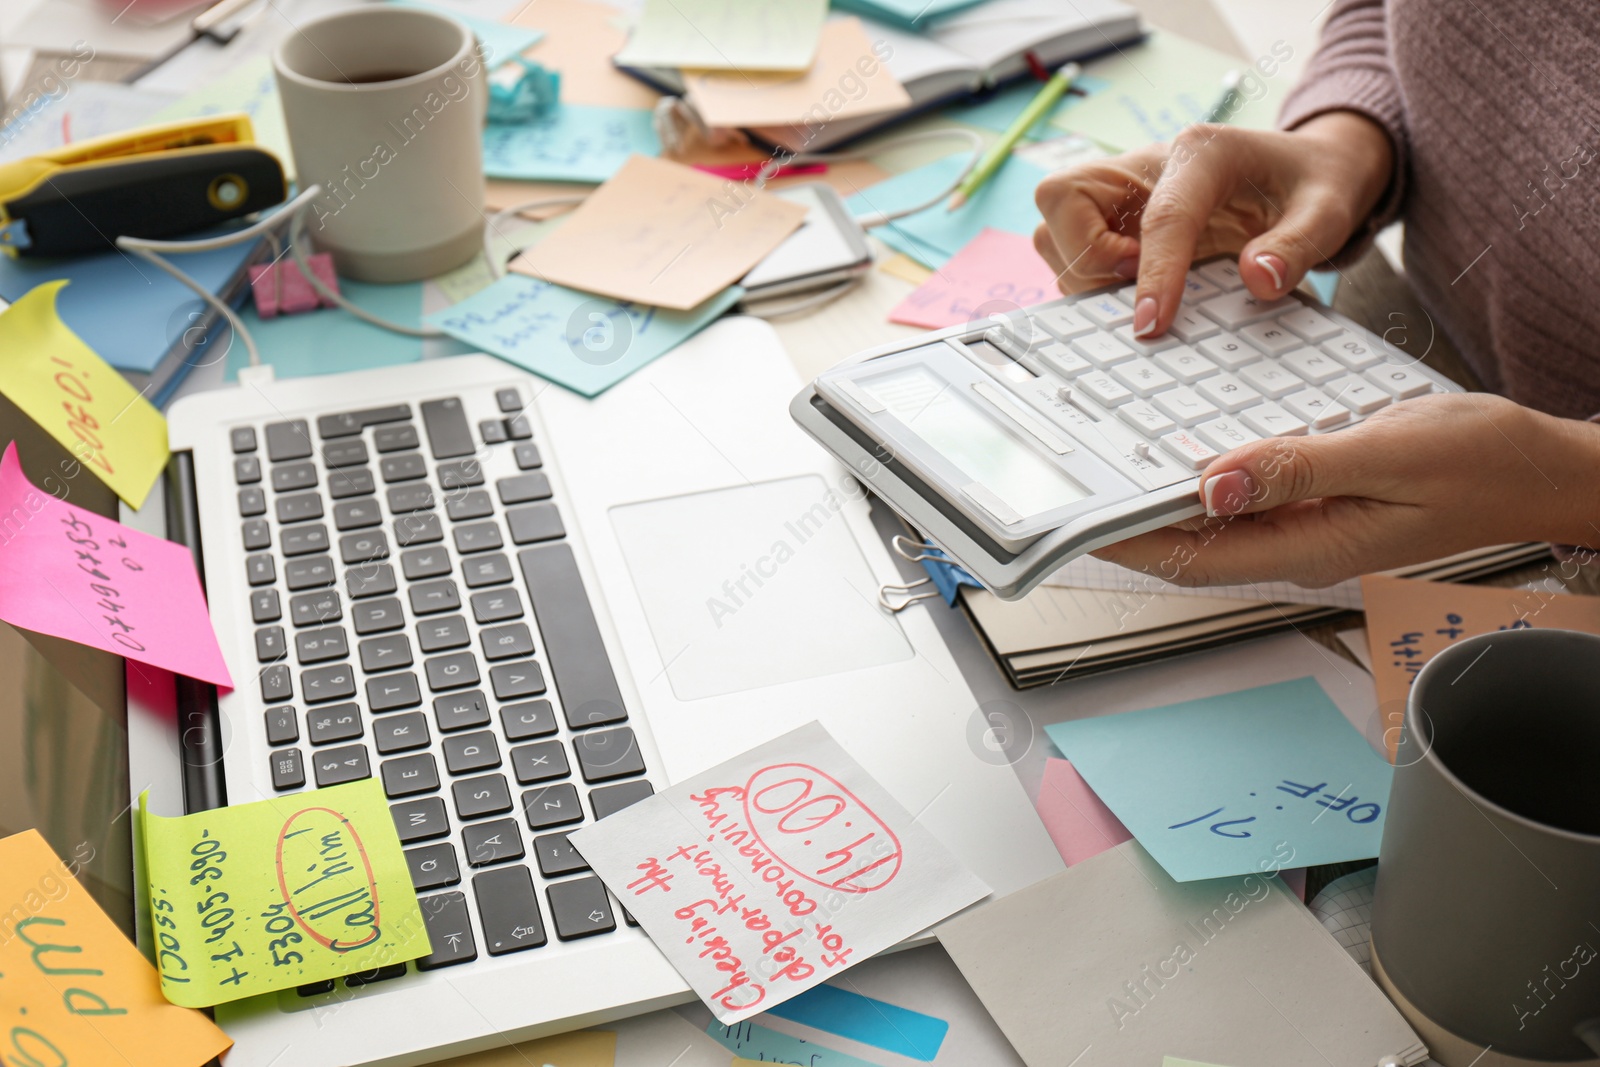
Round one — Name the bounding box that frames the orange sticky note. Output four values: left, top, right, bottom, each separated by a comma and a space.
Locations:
1361, 574, 1600, 759
889, 228, 1061, 329
512, 0, 662, 109
0, 829, 233, 1067
512, 154, 806, 309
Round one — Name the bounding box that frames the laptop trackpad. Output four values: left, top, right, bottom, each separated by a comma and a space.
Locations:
609, 476, 912, 701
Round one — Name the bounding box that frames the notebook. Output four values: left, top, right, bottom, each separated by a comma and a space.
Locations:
937, 840, 1428, 1067
617, 0, 1144, 151
0, 232, 263, 407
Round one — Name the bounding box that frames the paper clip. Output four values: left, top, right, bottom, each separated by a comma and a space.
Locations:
877, 536, 983, 611
879, 578, 942, 613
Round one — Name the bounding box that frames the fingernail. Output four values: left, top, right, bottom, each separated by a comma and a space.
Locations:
1254, 252, 1286, 293
1203, 470, 1257, 517
1113, 256, 1139, 279
1133, 296, 1159, 337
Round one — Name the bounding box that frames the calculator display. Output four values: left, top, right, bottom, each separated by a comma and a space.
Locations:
863, 365, 1087, 521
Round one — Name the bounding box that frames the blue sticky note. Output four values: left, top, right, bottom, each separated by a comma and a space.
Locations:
944, 74, 1110, 140
482, 104, 659, 183
388, 1, 544, 67
225, 280, 424, 381
708, 1020, 884, 1067
1045, 677, 1394, 882
847, 154, 1050, 269
767, 985, 949, 1061
424, 274, 740, 396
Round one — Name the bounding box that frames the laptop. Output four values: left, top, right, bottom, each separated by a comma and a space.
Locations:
105, 316, 1061, 1065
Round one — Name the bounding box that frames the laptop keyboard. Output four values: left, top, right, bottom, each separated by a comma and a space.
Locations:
232, 385, 652, 992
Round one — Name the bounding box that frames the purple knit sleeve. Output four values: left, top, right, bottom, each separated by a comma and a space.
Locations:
1277, 0, 1407, 266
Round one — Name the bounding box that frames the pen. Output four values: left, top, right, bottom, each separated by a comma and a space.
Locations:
1200, 70, 1244, 124
947, 62, 1079, 212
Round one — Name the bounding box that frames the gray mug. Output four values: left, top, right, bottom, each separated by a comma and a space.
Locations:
1372, 628, 1600, 1061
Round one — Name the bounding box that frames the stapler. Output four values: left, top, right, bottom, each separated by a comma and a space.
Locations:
0, 113, 286, 257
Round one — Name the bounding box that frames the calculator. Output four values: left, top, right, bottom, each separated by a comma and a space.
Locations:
790, 256, 1463, 600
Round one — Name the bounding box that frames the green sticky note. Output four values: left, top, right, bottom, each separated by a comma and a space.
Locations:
139, 780, 430, 1007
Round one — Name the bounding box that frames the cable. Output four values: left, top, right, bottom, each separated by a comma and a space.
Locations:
481, 195, 588, 281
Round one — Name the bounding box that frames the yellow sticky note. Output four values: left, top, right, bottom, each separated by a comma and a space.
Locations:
139, 779, 430, 1007
0, 829, 233, 1067
430, 1029, 617, 1066
0, 280, 169, 508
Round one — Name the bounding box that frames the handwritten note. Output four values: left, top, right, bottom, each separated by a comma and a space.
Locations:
569, 722, 987, 1023
0, 442, 231, 686
0, 280, 169, 508
1034, 757, 1131, 867
684, 18, 909, 128
717, 1024, 883, 1066
0, 830, 233, 1067
615, 0, 828, 72
138, 779, 429, 1007
425, 273, 742, 396
889, 228, 1059, 329
1046, 678, 1393, 882
483, 103, 660, 183
1360, 574, 1600, 759
512, 154, 806, 309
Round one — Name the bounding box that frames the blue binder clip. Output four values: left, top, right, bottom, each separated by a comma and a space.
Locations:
878, 535, 983, 612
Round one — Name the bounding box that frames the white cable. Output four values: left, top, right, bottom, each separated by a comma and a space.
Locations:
784, 127, 986, 227
482, 196, 588, 281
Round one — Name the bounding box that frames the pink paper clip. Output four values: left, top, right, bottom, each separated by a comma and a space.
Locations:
691, 161, 829, 182
248, 253, 342, 318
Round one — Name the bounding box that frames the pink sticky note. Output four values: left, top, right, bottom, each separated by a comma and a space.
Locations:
0, 443, 232, 687
1035, 757, 1132, 866
889, 227, 1062, 330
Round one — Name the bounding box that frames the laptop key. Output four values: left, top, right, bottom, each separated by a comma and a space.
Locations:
281, 524, 330, 556
231, 426, 257, 453
285, 555, 336, 591
502, 700, 557, 741
387, 484, 434, 513
462, 553, 513, 589
481, 622, 534, 661
275, 492, 324, 524
534, 833, 588, 877
479, 419, 508, 445
498, 473, 551, 505
437, 460, 484, 490
513, 443, 542, 470
382, 753, 440, 797
271, 747, 305, 790
433, 690, 490, 732
301, 664, 355, 703
352, 597, 405, 635
406, 843, 460, 891
415, 891, 477, 969
334, 499, 382, 531
489, 661, 545, 701
401, 547, 451, 580
421, 398, 475, 459
295, 625, 348, 664
234, 455, 261, 484
246, 553, 275, 586
520, 784, 582, 830
238, 487, 266, 517
271, 461, 317, 492
252, 588, 282, 624
453, 521, 502, 554
475, 867, 547, 955
462, 819, 523, 867
410, 579, 460, 615
313, 743, 370, 787
344, 964, 408, 988
318, 404, 412, 439
242, 519, 271, 551
256, 625, 286, 662
265, 706, 299, 745
395, 512, 443, 547
340, 530, 389, 564
443, 731, 501, 774
445, 489, 493, 522
366, 672, 422, 712
359, 634, 413, 673
496, 388, 522, 413
307, 703, 363, 745
573, 727, 646, 783
590, 779, 655, 820
426, 652, 480, 692
265, 419, 313, 461
511, 741, 569, 785
506, 504, 565, 545
322, 439, 369, 466
453, 773, 513, 819
374, 711, 429, 754
260, 664, 292, 703
381, 453, 428, 483
547, 876, 615, 941
290, 590, 342, 627
297, 980, 335, 997
373, 423, 420, 453
506, 415, 533, 440
519, 544, 628, 729
417, 615, 470, 653
471, 588, 522, 623
327, 467, 375, 500
346, 562, 397, 599
391, 796, 449, 843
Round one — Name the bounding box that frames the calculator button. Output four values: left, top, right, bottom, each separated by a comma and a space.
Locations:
1070, 331, 1135, 368
1323, 374, 1391, 414
1116, 401, 1177, 437
1195, 372, 1263, 413
1320, 330, 1381, 369
1035, 341, 1091, 378
1079, 293, 1135, 327
1282, 390, 1352, 429
1366, 363, 1435, 399
1279, 347, 1342, 385
1077, 371, 1134, 407
1198, 290, 1298, 330
1159, 430, 1220, 470
1240, 402, 1310, 438
1194, 331, 1258, 374
1033, 304, 1095, 341
1168, 307, 1220, 344
1109, 357, 1177, 397
1279, 306, 1342, 342
1180, 272, 1224, 303
1196, 417, 1262, 454
1195, 259, 1245, 291
1238, 320, 1301, 356
1151, 386, 1221, 425
1237, 360, 1306, 399
1113, 323, 1179, 355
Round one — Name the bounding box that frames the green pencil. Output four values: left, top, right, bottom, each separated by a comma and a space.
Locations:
948, 62, 1080, 211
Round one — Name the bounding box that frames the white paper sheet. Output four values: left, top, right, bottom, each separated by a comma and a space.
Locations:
1042, 552, 1366, 609
569, 722, 989, 1024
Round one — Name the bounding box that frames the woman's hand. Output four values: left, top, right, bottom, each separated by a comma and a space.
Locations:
1031, 112, 1394, 336
1092, 393, 1600, 587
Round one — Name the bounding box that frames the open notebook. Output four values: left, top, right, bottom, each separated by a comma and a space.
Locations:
618, 0, 1143, 151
